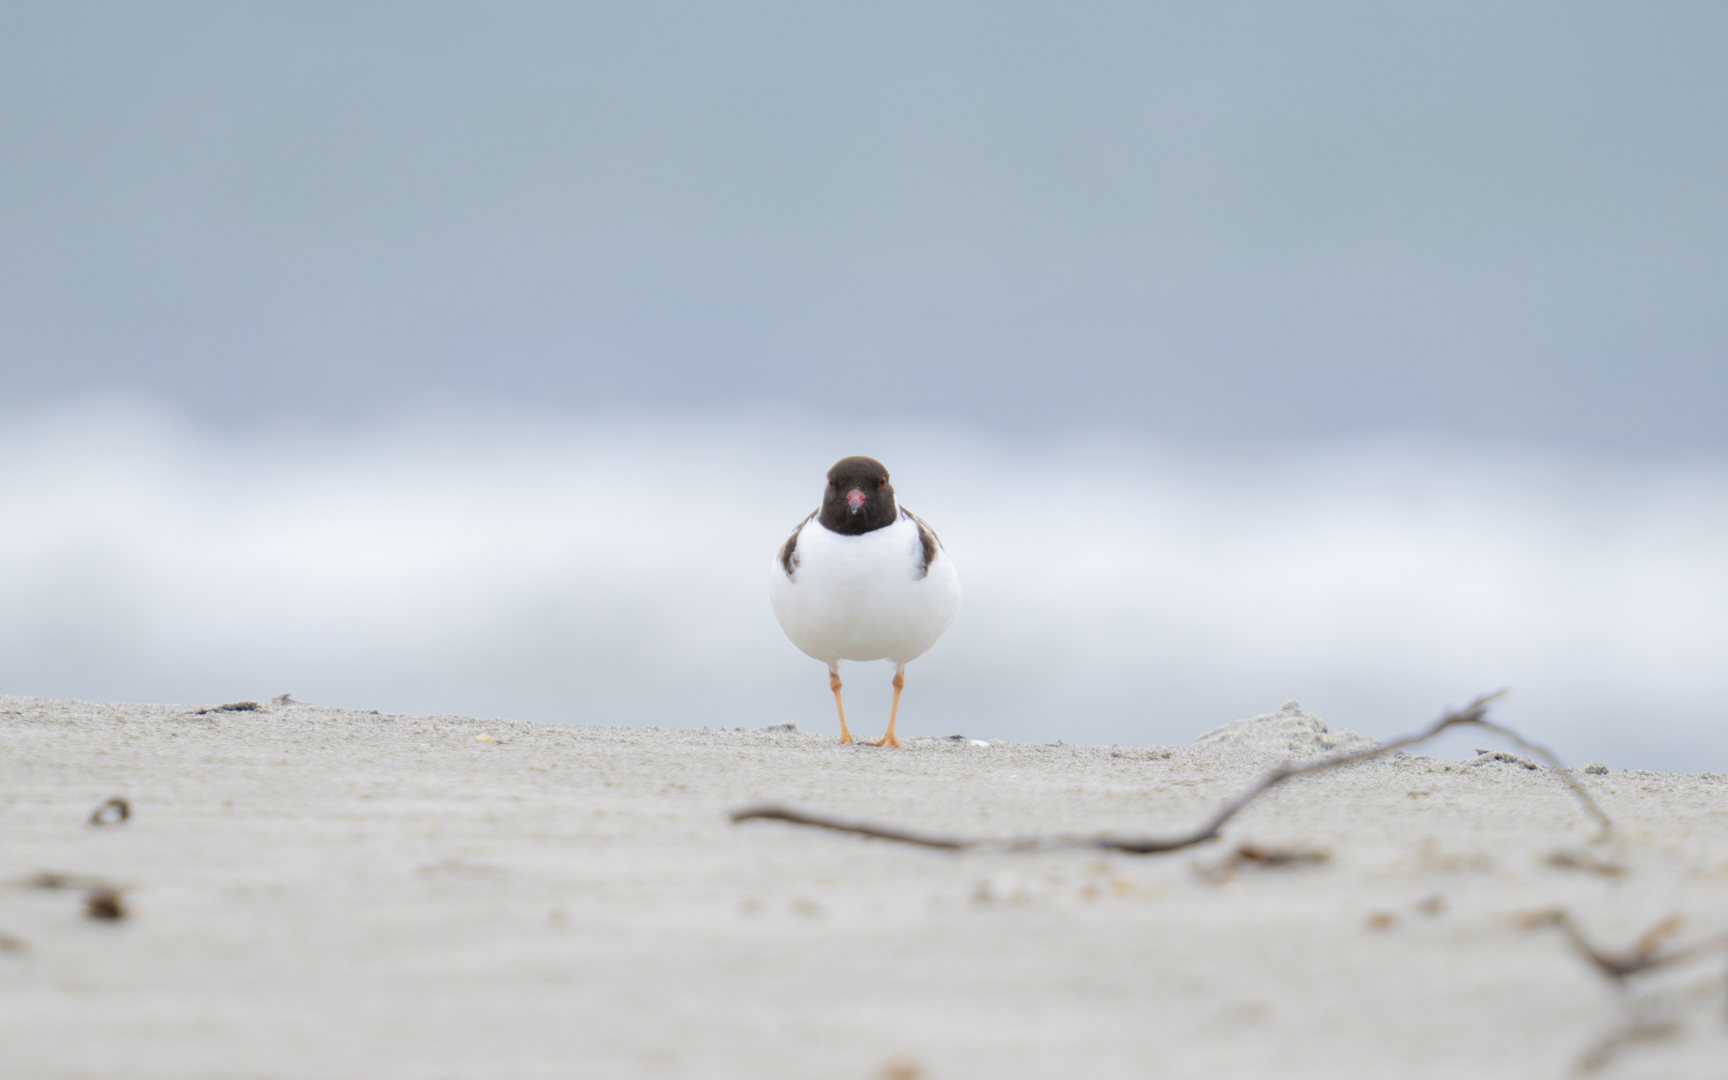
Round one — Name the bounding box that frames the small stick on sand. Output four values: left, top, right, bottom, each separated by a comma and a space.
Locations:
1195, 843, 1331, 884
727, 804, 970, 850
1515, 911, 1728, 1073
730, 691, 1613, 854
1516, 910, 1728, 982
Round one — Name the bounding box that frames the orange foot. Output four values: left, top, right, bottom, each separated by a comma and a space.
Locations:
838, 733, 855, 745
869, 668, 906, 747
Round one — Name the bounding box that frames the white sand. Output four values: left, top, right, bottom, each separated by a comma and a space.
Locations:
2, 695, 1725, 1079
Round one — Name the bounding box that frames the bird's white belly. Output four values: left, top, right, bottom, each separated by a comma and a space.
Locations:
768, 515, 960, 665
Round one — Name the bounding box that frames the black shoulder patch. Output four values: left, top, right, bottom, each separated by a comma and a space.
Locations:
780, 511, 816, 578
900, 506, 940, 579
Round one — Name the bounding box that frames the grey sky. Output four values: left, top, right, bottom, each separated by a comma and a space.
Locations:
3, 2, 1726, 445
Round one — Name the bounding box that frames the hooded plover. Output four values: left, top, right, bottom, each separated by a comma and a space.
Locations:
768, 456, 961, 746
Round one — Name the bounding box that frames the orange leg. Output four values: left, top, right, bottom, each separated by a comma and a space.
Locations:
869, 666, 905, 748
830, 666, 854, 744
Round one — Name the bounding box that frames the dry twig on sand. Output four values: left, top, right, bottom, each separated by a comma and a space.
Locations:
729, 692, 1613, 855
1518, 911, 1728, 1074
1516, 910, 1728, 982
1195, 843, 1331, 883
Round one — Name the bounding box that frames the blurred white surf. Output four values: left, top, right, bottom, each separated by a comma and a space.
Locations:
2, 399, 1723, 771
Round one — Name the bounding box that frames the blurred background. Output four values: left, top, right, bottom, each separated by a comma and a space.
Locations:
1, 2, 1723, 769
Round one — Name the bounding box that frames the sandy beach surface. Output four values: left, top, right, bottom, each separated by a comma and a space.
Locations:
2, 695, 1725, 1079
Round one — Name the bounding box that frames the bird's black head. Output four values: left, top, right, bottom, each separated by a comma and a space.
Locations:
819, 456, 897, 535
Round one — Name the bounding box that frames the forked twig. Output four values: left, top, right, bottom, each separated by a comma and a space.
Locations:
730, 692, 1612, 855
1517, 910, 1728, 982
1510, 910, 1728, 1073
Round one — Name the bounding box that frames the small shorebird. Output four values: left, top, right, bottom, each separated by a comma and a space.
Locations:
768, 456, 961, 747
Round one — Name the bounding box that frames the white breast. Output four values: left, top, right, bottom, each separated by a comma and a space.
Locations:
768, 509, 961, 665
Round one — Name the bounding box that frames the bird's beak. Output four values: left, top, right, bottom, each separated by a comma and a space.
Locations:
846, 488, 866, 512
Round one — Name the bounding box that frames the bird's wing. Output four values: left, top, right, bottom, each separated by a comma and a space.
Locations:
899, 506, 941, 579
779, 511, 816, 579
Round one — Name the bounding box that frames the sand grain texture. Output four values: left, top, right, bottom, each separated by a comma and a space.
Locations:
2, 696, 1725, 1079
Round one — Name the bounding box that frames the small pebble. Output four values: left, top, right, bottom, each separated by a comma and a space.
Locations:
86, 887, 127, 921
89, 797, 131, 826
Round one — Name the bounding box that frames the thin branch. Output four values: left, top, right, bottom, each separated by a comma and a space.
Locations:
730, 691, 1612, 855
1194, 843, 1331, 884
1517, 909, 1728, 982
727, 803, 970, 850
1468, 716, 1613, 830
